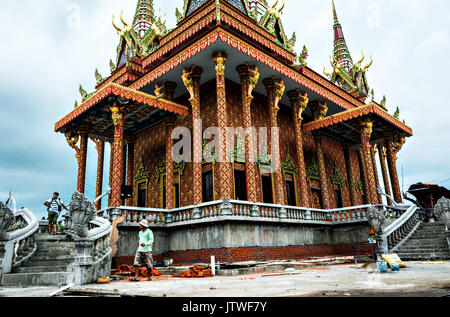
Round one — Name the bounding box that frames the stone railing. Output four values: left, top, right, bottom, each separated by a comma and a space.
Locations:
0, 208, 39, 281
99, 200, 375, 227
377, 204, 421, 255
69, 216, 112, 285
434, 197, 450, 250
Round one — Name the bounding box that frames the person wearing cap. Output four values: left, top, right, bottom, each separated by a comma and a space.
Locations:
130, 219, 154, 282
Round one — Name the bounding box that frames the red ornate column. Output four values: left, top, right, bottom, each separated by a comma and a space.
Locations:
65, 128, 89, 194
182, 66, 203, 205
125, 137, 135, 206
371, 145, 383, 204
313, 132, 331, 209
161, 82, 178, 210
384, 133, 405, 204
91, 138, 105, 210
110, 102, 125, 208
108, 141, 114, 207
344, 145, 358, 206
377, 143, 393, 206
237, 63, 260, 202
263, 77, 286, 205
287, 89, 310, 207
213, 52, 234, 200
360, 120, 378, 205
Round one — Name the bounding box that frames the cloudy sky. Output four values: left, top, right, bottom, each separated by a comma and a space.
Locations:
0, 0, 449, 218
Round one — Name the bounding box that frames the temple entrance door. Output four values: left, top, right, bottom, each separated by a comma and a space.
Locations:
334, 184, 343, 208
234, 169, 247, 201
137, 182, 147, 208
202, 169, 214, 202
285, 176, 297, 207
261, 173, 274, 204
310, 179, 322, 209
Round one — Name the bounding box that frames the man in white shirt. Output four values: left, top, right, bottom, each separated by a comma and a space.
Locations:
43, 192, 68, 235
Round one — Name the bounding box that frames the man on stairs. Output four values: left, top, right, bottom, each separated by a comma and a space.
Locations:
43, 192, 68, 235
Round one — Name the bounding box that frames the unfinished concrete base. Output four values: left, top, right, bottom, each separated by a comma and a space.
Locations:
114, 220, 370, 266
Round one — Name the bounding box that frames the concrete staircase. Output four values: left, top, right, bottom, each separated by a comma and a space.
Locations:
1, 233, 76, 286
395, 222, 450, 261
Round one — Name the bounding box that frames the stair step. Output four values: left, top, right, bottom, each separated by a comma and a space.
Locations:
30, 254, 75, 261
12, 265, 69, 273
34, 250, 75, 257
1, 272, 73, 286
22, 259, 74, 267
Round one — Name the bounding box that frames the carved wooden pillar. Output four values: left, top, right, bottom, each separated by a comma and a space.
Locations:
371, 145, 383, 204
213, 52, 233, 200
110, 102, 125, 207
344, 145, 358, 206
237, 64, 260, 202
360, 120, 378, 205
287, 90, 310, 207
314, 133, 330, 209
91, 138, 105, 210
384, 133, 404, 204
263, 77, 286, 205
182, 66, 203, 205
377, 143, 392, 206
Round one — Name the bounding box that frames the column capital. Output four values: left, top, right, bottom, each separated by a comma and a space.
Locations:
212, 51, 227, 64
263, 77, 276, 89
163, 81, 177, 101
189, 65, 203, 79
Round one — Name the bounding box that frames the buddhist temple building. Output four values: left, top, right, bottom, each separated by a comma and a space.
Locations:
54, 0, 413, 264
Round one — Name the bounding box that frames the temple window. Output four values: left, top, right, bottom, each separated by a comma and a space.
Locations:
137, 182, 147, 208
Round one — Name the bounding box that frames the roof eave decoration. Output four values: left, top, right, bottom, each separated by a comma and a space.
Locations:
302, 103, 413, 137
183, 0, 250, 20
55, 83, 189, 132
258, 0, 296, 53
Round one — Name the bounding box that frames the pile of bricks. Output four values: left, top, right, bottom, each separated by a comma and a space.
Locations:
113, 264, 161, 277
172, 265, 214, 278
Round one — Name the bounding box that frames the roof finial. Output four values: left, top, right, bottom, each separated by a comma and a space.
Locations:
332, 0, 339, 23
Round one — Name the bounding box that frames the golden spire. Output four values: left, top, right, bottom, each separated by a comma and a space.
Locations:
332, 0, 339, 23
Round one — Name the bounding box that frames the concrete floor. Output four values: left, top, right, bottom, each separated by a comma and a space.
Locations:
1, 261, 449, 297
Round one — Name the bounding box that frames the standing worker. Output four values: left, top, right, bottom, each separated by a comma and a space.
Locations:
43, 192, 68, 235
130, 220, 154, 282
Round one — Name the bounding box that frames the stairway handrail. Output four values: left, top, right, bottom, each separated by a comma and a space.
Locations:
382, 204, 418, 237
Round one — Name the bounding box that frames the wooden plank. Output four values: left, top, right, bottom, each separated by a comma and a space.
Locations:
47, 283, 75, 297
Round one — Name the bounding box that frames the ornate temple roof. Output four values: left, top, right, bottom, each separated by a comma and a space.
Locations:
56, 0, 412, 144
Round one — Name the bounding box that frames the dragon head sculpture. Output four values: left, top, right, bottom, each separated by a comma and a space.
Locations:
69, 191, 97, 238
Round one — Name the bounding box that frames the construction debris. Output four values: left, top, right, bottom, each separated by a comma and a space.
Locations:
382, 254, 406, 268
172, 265, 214, 278
112, 264, 161, 277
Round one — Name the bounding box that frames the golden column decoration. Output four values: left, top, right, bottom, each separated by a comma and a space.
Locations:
377, 143, 393, 206
110, 101, 126, 207
182, 65, 203, 205
237, 63, 261, 202
343, 145, 358, 206
91, 138, 105, 210
108, 141, 114, 207
358, 148, 370, 205
359, 119, 378, 205
287, 89, 311, 207
213, 52, 234, 200
263, 77, 286, 205
313, 132, 331, 209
